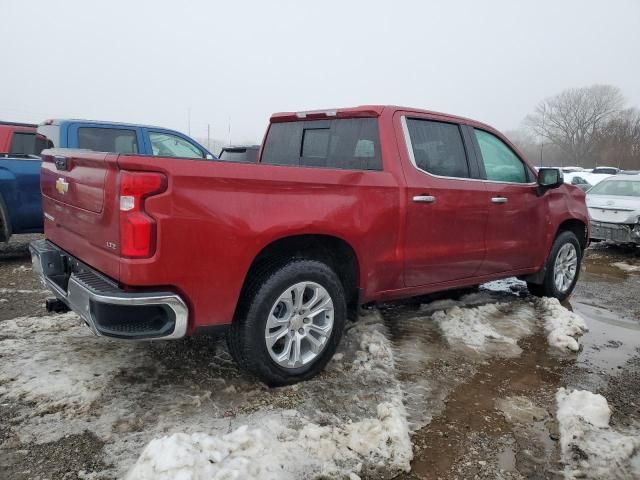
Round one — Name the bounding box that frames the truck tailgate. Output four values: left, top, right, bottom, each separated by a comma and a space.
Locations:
40, 149, 121, 280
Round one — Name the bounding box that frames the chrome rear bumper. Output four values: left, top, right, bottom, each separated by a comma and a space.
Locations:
29, 239, 188, 340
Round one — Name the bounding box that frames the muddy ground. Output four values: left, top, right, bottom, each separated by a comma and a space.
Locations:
0, 235, 639, 479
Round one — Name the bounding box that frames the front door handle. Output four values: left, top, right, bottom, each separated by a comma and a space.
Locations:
491, 196, 508, 204
413, 195, 436, 203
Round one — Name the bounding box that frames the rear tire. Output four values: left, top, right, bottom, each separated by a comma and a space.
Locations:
227, 259, 346, 386
527, 231, 582, 301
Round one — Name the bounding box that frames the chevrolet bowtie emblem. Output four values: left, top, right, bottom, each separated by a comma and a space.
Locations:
55, 177, 69, 194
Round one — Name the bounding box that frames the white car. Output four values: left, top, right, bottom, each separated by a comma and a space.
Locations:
586, 176, 640, 244
564, 172, 612, 191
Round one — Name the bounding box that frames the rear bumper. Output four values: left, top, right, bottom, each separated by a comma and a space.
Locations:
590, 221, 640, 244
29, 239, 188, 340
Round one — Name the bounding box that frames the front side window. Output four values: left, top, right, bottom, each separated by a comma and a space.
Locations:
405, 118, 470, 178
261, 118, 382, 170
474, 129, 528, 183
9, 132, 40, 155
78, 127, 138, 154
149, 132, 204, 159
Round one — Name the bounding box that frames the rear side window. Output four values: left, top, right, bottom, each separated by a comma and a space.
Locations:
474, 129, 529, 183
405, 119, 470, 178
9, 132, 40, 155
149, 132, 204, 159
78, 127, 138, 154
261, 118, 382, 170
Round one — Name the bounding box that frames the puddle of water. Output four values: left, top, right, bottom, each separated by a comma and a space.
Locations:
404, 334, 564, 479
570, 300, 640, 372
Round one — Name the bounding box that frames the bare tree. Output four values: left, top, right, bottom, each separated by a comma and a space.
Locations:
593, 108, 640, 170
525, 85, 624, 167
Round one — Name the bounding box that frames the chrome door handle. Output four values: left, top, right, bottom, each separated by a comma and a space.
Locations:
413, 195, 436, 203
491, 196, 508, 204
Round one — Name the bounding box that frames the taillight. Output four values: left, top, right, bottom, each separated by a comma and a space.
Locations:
119, 171, 167, 258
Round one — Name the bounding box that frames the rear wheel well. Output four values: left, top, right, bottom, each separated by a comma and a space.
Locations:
556, 219, 588, 251
235, 235, 360, 320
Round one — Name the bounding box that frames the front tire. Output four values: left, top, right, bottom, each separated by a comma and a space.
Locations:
527, 231, 582, 301
227, 259, 346, 386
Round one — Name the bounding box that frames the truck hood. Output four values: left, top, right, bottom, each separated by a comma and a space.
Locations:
586, 194, 640, 224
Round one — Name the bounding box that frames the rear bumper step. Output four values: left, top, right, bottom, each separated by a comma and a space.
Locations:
29, 239, 188, 340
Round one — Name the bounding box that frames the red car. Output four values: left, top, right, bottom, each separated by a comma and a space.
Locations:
30, 106, 589, 385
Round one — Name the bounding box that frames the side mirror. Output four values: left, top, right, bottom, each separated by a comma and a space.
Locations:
537, 168, 563, 195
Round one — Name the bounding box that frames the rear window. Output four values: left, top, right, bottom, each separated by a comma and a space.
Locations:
588, 179, 640, 197
261, 118, 382, 170
219, 148, 259, 163
9, 132, 42, 155
78, 127, 138, 154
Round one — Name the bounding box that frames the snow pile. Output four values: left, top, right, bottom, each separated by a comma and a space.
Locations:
0, 314, 141, 413
125, 314, 412, 479
537, 298, 587, 351
433, 302, 536, 357
556, 388, 640, 479
128, 399, 411, 480
482, 277, 527, 293
612, 262, 640, 273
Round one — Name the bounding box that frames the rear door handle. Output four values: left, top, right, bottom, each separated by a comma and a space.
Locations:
413, 195, 436, 203
491, 196, 508, 204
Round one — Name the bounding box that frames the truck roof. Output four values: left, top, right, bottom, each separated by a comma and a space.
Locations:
0, 120, 38, 128
270, 105, 495, 130
40, 118, 179, 130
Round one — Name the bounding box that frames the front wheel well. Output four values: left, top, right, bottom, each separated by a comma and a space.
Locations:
556, 219, 588, 251
234, 235, 360, 320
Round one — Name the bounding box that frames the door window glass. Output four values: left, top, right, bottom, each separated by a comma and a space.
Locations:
149, 132, 204, 158
474, 129, 528, 183
78, 127, 138, 154
405, 119, 470, 178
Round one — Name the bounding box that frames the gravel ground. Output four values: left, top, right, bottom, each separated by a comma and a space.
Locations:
0, 236, 639, 479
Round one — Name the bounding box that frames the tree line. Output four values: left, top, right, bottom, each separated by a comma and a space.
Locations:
506, 85, 640, 170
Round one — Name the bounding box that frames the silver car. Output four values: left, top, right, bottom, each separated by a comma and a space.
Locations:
587, 175, 640, 244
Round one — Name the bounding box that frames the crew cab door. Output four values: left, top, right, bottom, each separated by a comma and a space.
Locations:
469, 128, 546, 274
397, 113, 488, 286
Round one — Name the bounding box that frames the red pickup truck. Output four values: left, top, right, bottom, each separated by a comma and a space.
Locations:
30, 106, 589, 385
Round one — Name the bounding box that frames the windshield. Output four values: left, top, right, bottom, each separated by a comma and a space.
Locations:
588, 179, 640, 197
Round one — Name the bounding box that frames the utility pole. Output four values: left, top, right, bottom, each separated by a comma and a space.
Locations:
540, 104, 546, 167
207, 123, 211, 151
228, 117, 231, 146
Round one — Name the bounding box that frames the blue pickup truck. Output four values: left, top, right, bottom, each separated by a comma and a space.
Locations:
0, 119, 214, 242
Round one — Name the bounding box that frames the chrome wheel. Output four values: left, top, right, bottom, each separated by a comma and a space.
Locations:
264, 281, 334, 369
553, 243, 578, 293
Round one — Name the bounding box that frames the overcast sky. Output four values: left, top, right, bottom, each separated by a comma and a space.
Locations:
1, 0, 639, 144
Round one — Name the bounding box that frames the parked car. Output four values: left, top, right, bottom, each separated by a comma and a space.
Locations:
1, 119, 215, 243
38, 119, 215, 159
586, 175, 640, 244
563, 172, 612, 192
563, 173, 592, 192
219, 145, 260, 163
561, 166, 585, 173
0, 121, 43, 156
591, 166, 619, 175
0, 121, 46, 241
30, 105, 589, 385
